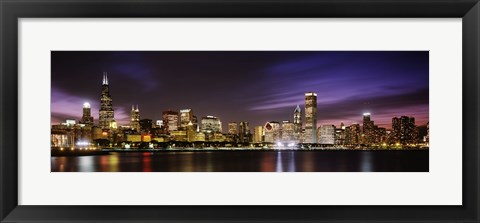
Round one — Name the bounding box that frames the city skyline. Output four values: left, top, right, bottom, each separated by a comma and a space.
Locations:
51, 51, 429, 129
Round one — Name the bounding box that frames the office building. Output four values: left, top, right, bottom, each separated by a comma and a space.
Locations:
304, 92, 317, 143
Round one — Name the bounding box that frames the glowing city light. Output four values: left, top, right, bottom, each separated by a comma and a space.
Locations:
83, 102, 90, 108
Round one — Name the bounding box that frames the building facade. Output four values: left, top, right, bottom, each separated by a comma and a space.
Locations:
98, 72, 115, 130
162, 110, 179, 132
130, 105, 140, 132
238, 121, 250, 143
228, 122, 238, 135
318, 125, 336, 145
281, 120, 295, 141
304, 92, 317, 143
253, 126, 264, 143
179, 109, 194, 129
201, 116, 222, 133
264, 121, 281, 143
79, 102, 94, 126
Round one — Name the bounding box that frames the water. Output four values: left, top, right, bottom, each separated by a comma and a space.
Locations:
51, 150, 428, 172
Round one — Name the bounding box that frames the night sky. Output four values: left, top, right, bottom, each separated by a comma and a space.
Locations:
51, 51, 429, 130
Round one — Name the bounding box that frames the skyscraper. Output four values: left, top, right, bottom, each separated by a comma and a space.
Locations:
264, 121, 281, 143
281, 120, 295, 141
162, 110, 179, 132
238, 121, 250, 143
362, 113, 375, 144
392, 116, 416, 144
79, 102, 94, 126
200, 116, 222, 133
179, 109, 194, 129
253, 126, 264, 143
304, 92, 317, 143
99, 72, 115, 130
318, 125, 336, 145
228, 122, 238, 135
293, 105, 302, 140
130, 105, 140, 132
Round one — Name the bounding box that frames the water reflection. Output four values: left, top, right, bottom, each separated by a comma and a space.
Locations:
51, 150, 428, 172
360, 151, 373, 172
275, 151, 283, 172
78, 156, 94, 172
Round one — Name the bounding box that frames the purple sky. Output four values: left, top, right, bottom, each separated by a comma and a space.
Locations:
51, 51, 429, 130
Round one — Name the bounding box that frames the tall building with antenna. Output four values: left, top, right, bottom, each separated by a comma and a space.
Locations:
304, 92, 317, 143
293, 104, 302, 133
99, 72, 115, 130
130, 105, 140, 132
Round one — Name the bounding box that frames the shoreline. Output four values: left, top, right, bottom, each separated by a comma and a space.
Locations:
51, 147, 429, 157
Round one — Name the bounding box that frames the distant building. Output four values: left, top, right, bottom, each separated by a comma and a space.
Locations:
318, 125, 335, 145
126, 134, 142, 142
238, 121, 250, 143
98, 72, 115, 130
345, 124, 361, 146
179, 109, 194, 129
293, 105, 302, 140
304, 92, 317, 143
335, 123, 346, 145
139, 119, 153, 133
281, 120, 295, 141
187, 121, 196, 142
155, 120, 164, 129
426, 122, 429, 145
392, 116, 416, 144
79, 102, 94, 126
130, 105, 140, 132
264, 121, 280, 143
169, 130, 187, 141
195, 132, 206, 142
228, 122, 238, 135
362, 113, 375, 144
201, 116, 222, 133
253, 126, 264, 143
162, 110, 179, 132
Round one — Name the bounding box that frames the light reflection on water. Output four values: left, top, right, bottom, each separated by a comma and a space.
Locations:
51, 150, 428, 172
360, 151, 373, 172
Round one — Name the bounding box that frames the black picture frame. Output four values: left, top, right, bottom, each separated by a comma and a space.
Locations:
1, 0, 479, 222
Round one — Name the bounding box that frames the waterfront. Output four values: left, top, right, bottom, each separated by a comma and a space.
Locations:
51, 149, 428, 172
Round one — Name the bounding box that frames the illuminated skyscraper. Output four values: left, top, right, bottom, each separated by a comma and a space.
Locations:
99, 72, 115, 130
392, 116, 416, 144
362, 113, 375, 144
201, 116, 222, 133
162, 110, 179, 132
304, 92, 317, 143
345, 124, 361, 145
253, 126, 264, 143
79, 102, 94, 126
180, 109, 194, 129
264, 121, 280, 143
239, 121, 250, 143
187, 121, 196, 142
228, 122, 238, 135
318, 125, 335, 145
130, 105, 140, 132
293, 105, 302, 133
281, 120, 295, 141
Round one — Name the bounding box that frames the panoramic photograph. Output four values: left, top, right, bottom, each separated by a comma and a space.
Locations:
50, 51, 429, 172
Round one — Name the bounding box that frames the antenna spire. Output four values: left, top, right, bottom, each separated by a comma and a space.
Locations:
105, 72, 108, 85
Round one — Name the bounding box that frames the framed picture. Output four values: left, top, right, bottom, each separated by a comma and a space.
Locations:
1, 0, 479, 222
